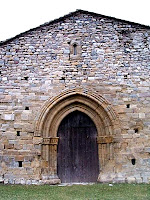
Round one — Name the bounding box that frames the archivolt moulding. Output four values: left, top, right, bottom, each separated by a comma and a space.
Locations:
34, 87, 120, 138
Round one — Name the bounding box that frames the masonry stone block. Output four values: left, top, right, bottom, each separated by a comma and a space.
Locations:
0, 176, 4, 183
136, 177, 143, 183
127, 177, 136, 183
15, 179, 21, 184
144, 147, 150, 153
2, 114, 14, 121
26, 179, 32, 185
20, 179, 26, 185
33, 137, 43, 144
4, 179, 8, 184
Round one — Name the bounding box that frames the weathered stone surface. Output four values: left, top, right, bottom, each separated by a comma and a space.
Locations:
33, 137, 43, 144
127, 177, 136, 184
1, 114, 14, 121
0, 10, 150, 184
0, 176, 4, 183
136, 177, 143, 183
144, 147, 150, 153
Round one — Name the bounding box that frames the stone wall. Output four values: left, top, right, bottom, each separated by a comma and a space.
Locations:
0, 11, 150, 184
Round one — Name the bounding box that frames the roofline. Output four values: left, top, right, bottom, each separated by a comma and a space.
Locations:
0, 9, 150, 46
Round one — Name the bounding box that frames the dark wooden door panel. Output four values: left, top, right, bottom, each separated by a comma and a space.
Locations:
57, 111, 99, 183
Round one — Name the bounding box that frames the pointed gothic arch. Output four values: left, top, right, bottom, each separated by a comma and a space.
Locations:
34, 88, 121, 183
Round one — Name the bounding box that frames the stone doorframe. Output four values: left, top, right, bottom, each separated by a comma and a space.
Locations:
34, 88, 121, 183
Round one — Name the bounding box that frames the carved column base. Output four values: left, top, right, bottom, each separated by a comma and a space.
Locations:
97, 173, 115, 183
41, 175, 61, 185
97, 173, 126, 183
40, 179, 61, 185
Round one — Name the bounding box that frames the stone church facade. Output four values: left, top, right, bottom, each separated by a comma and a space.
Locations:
0, 10, 150, 184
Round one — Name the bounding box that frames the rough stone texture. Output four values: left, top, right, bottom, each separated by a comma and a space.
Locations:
0, 10, 150, 184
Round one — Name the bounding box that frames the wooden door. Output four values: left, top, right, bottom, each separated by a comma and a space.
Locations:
57, 111, 99, 183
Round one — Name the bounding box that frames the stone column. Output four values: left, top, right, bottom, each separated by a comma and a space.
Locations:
97, 136, 114, 169
42, 137, 61, 184
97, 136, 115, 183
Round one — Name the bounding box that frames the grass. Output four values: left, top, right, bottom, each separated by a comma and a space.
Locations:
0, 183, 149, 200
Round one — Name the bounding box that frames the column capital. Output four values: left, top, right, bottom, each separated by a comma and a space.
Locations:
97, 136, 113, 144
42, 137, 59, 145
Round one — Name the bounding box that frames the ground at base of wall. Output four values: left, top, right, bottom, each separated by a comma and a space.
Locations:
0, 183, 149, 200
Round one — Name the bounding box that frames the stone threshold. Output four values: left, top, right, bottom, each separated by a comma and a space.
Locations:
58, 182, 95, 186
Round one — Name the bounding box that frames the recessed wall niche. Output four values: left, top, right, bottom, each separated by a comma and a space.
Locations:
69, 40, 81, 60
134, 128, 139, 133
126, 104, 130, 108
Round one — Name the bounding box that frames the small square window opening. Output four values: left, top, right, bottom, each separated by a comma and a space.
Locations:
18, 161, 22, 167
17, 131, 20, 136
126, 104, 130, 108
134, 128, 138, 133
24, 77, 28, 81
73, 44, 77, 55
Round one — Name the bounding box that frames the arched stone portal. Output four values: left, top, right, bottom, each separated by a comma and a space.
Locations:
34, 88, 120, 183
